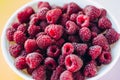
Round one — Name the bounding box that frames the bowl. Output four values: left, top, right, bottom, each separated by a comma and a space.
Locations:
1, 0, 120, 80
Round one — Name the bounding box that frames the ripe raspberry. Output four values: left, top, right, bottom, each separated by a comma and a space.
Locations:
98, 51, 112, 64
17, 24, 27, 33
73, 71, 85, 80
99, 8, 107, 18
24, 39, 38, 53
72, 43, 88, 56
79, 27, 91, 42
47, 45, 60, 58
98, 17, 112, 29
84, 5, 101, 21
60, 13, 69, 26
45, 24, 63, 40
39, 21, 48, 31
9, 44, 23, 58
60, 70, 73, 80
30, 14, 37, 20
6, 27, 16, 41
76, 14, 90, 28
92, 34, 110, 51
32, 65, 46, 80
105, 28, 119, 44
65, 54, 83, 72
88, 45, 102, 59
37, 7, 49, 20
15, 56, 27, 70
44, 57, 57, 70
26, 52, 43, 69
11, 22, 20, 30
36, 35, 53, 49
27, 67, 34, 75
36, 32, 46, 38
58, 54, 67, 66
90, 23, 101, 34
55, 38, 65, 48
83, 60, 97, 77
46, 8, 62, 24
62, 43, 74, 55
68, 35, 79, 43
38, 1, 51, 9
65, 21, 78, 35
70, 13, 78, 22
29, 16, 40, 25
17, 7, 34, 23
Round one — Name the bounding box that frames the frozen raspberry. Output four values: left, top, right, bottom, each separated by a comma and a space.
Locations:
83, 60, 97, 77
68, 35, 79, 43
91, 32, 98, 38
51, 65, 65, 80
90, 23, 101, 34
79, 27, 91, 42
36, 35, 53, 49
26, 52, 43, 69
60, 70, 73, 80
28, 25, 41, 36
9, 44, 23, 58
39, 21, 48, 31
62, 43, 74, 55
29, 17, 40, 25
55, 38, 65, 48
24, 39, 38, 53
72, 43, 88, 56
76, 14, 90, 28
20, 50, 27, 57
70, 13, 78, 22
65, 21, 78, 35
38, 1, 51, 9
60, 13, 69, 26
17, 24, 27, 33
11, 22, 20, 30
67, 2, 82, 15
98, 51, 112, 64
47, 45, 60, 58
84, 5, 101, 21
32, 65, 46, 80
105, 28, 119, 44
46, 8, 62, 24
36, 32, 46, 38
30, 14, 37, 20
73, 71, 85, 80
45, 24, 63, 40
44, 57, 57, 70
15, 56, 27, 70
6, 27, 16, 41
58, 54, 67, 66
13, 31, 27, 44
17, 7, 34, 23
98, 17, 112, 29
99, 8, 107, 18
37, 7, 49, 20
65, 54, 83, 72
27, 67, 34, 75
92, 34, 110, 51
89, 45, 102, 60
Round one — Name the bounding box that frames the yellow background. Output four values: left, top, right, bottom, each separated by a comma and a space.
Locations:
0, 0, 30, 80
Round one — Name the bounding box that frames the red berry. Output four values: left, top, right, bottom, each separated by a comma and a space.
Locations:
30, 14, 37, 20
17, 24, 27, 33
99, 8, 107, 18
91, 32, 98, 38
39, 21, 48, 31
11, 22, 20, 30
29, 16, 40, 25
73, 71, 85, 80
38, 1, 51, 9
60, 70, 73, 80
55, 38, 65, 48
58, 54, 67, 66
90, 23, 101, 34
65, 54, 83, 72
60, 13, 69, 26
20, 50, 27, 57
70, 13, 78, 22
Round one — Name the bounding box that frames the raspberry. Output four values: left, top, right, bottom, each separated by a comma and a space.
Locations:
76, 14, 90, 28
79, 27, 91, 42
17, 24, 27, 33
45, 24, 63, 40
84, 5, 101, 21
91, 32, 98, 38
32, 65, 46, 80
36, 35, 53, 49
67, 2, 81, 15
38, 1, 51, 9
90, 23, 101, 34
58, 54, 67, 66
24, 39, 38, 53
17, 7, 34, 23
68, 35, 79, 43
60, 13, 69, 26
70, 13, 78, 22
6, 27, 16, 41
88, 45, 102, 59
47, 45, 60, 58
9, 44, 23, 58
29, 17, 40, 25
73, 71, 85, 80
28, 25, 41, 36
83, 60, 97, 77
62, 43, 74, 55
44, 57, 57, 70
11, 22, 20, 30
105, 28, 119, 44
99, 8, 107, 18
20, 50, 27, 57
37, 7, 49, 20
46, 8, 62, 24
92, 34, 110, 51
65, 54, 83, 72
27, 67, 34, 75
98, 17, 112, 29
72, 43, 88, 56
15, 56, 27, 70
26, 52, 43, 69
55, 38, 65, 48
36, 32, 46, 38
98, 51, 112, 64
30, 14, 37, 20
39, 21, 48, 31
51, 65, 65, 80
78, 11, 84, 15
60, 70, 73, 80
65, 21, 78, 35
13, 31, 27, 44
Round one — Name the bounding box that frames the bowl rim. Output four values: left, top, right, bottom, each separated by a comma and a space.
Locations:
1, 0, 120, 80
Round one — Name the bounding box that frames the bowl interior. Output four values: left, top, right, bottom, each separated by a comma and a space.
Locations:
1, 0, 120, 80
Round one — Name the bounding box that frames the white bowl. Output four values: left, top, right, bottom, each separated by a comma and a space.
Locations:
1, 0, 120, 80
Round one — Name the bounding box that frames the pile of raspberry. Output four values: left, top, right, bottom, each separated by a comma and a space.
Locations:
6, 1, 120, 80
